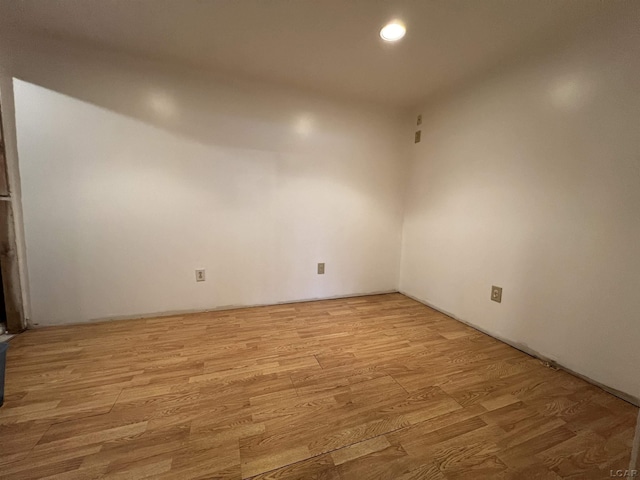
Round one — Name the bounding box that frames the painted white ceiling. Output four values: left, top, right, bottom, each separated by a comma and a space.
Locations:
0, 0, 620, 108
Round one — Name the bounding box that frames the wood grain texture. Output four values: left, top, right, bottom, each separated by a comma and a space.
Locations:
1, 293, 636, 479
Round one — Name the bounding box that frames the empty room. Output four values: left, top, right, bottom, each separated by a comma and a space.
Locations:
0, 1, 639, 479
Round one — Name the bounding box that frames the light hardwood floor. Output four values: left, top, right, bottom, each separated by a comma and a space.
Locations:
0, 293, 636, 479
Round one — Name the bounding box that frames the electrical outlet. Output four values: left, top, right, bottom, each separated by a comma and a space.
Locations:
195, 269, 206, 282
317, 263, 325, 275
491, 285, 502, 303
417, 114, 422, 126
414, 130, 421, 143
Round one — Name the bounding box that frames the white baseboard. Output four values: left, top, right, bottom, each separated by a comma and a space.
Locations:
29, 289, 399, 328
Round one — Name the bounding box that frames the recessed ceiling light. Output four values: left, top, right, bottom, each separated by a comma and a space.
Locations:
380, 21, 406, 42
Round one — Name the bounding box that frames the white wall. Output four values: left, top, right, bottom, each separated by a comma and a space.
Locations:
0, 34, 405, 326
400, 16, 640, 399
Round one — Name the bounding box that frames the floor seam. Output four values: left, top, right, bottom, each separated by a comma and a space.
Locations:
313, 354, 323, 369
107, 388, 124, 414
389, 374, 410, 395
289, 375, 301, 398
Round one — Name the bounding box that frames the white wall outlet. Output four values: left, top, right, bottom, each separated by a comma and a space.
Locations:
317, 263, 325, 275
195, 269, 206, 282
491, 285, 502, 303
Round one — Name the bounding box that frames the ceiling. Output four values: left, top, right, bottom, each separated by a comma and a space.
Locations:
0, 0, 623, 108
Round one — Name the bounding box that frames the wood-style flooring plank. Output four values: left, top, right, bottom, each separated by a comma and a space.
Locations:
0, 293, 636, 479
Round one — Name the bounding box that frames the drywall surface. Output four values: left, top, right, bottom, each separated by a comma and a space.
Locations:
400, 15, 640, 399
2, 34, 404, 326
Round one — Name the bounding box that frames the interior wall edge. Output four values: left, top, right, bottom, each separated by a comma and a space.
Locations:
0, 74, 31, 327
400, 290, 640, 408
